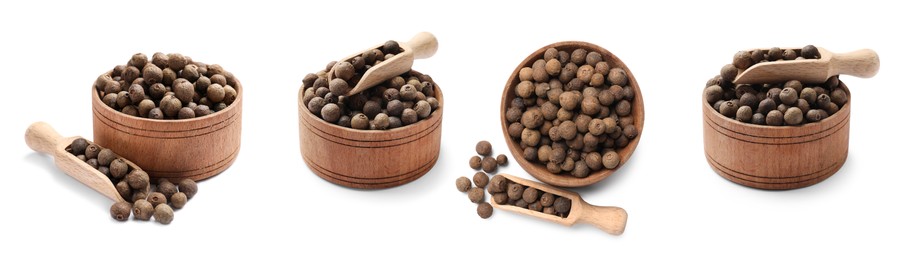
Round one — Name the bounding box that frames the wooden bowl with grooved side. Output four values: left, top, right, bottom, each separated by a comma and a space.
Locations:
298, 70, 443, 189
702, 83, 850, 190
91, 72, 242, 182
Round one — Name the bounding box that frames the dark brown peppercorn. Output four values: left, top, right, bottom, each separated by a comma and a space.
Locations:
779, 87, 798, 105
473, 172, 489, 188
468, 187, 484, 203
554, 197, 571, 214
116, 180, 131, 200
784, 107, 804, 125
97, 148, 117, 166
158, 180, 178, 199
522, 187, 539, 203
148, 192, 167, 207
477, 202, 493, 219
70, 138, 89, 155
733, 51, 753, 69
110, 201, 132, 221
830, 88, 848, 107
178, 178, 198, 199
481, 157, 498, 173
469, 156, 482, 170
489, 175, 508, 193
719, 101, 739, 118
456, 176, 471, 192
507, 183, 524, 201
720, 64, 738, 82
132, 200, 154, 221
766, 110, 784, 126
171, 192, 188, 209
492, 193, 509, 205
802, 45, 820, 59
126, 170, 149, 190
154, 204, 174, 224
496, 154, 508, 166
783, 49, 798, 60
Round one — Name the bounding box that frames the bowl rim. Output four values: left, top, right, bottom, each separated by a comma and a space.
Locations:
701, 82, 850, 130
499, 41, 645, 188
297, 70, 444, 135
92, 70, 243, 124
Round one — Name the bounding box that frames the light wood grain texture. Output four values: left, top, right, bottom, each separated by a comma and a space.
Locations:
25, 122, 127, 202
500, 41, 645, 187
734, 48, 879, 84
91, 72, 243, 182
702, 84, 851, 190
329, 32, 439, 96
491, 174, 627, 235
298, 71, 443, 189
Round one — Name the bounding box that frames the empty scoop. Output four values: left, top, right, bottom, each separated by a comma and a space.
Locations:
491, 174, 628, 235
328, 32, 438, 96
25, 122, 127, 202
733, 47, 879, 84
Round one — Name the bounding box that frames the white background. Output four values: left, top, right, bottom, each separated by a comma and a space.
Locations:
2, 0, 905, 259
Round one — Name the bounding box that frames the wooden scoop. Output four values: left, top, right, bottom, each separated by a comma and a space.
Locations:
491, 174, 628, 235
329, 32, 438, 96
25, 122, 125, 202
733, 47, 879, 84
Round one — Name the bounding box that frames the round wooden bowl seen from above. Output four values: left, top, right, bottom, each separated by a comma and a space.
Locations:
500, 41, 645, 188
702, 83, 851, 190
298, 70, 443, 189
91, 72, 243, 182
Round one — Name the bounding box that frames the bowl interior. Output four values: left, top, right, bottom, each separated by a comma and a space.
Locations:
500, 41, 645, 187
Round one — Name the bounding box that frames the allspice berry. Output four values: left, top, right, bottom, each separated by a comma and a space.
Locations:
178, 178, 198, 199
110, 201, 132, 221
554, 197, 571, 214
125, 169, 149, 190
522, 187, 539, 203
148, 192, 167, 207
154, 204, 174, 225
489, 175, 508, 193
171, 192, 188, 209
475, 141, 492, 156
602, 151, 620, 169
507, 183, 524, 200
477, 202, 493, 219
784, 107, 804, 125
351, 113, 369, 130
70, 138, 89, 155
132, 200, 154, 221
766, 110, 784, 126
469, 156, 482, 170
321, 103, 341, 123
481, 156, 498, 173
456, 176, 471, 192
97, 148, 117, 166
158, 180, 178, 199
473, 172, 489, 188
467, 187, 484, 203
496, 154, 508, 166
540, 193, 555, 207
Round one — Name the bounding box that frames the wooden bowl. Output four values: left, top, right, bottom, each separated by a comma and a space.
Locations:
91, 72, 243, 182
500, 42, 645, 187
702, 83, 850, 190
298, 71, 443, 189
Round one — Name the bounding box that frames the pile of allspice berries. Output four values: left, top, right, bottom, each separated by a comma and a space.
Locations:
302, 40, 440, 130
705, 45, 847, 126
94, 52, 239, 119
504, 47, 638, 178
68, 138, 198, 224
456, 141, 508, 219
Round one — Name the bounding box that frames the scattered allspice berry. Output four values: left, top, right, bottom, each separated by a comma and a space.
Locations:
473, 172, 489, 188
132, 200, 154, 221
469, 156, 482, 170
467, 187, 485, 203
170, 192, 188, 209
456, 176, 471, 192
475, 140, 492, 156
148, 192, 167, 207
481, 157, 498, 173
153, 204, 174, 225
477, 202, 493, 219
110, 201, 132, 221
178, 178, 198, 199
496, 154, 508, 166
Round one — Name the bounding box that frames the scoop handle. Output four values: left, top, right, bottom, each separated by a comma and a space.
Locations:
406, 32, 438, 59
25, 122, 63, 155
578, 202, 628, 235
830, 49, 880, 79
